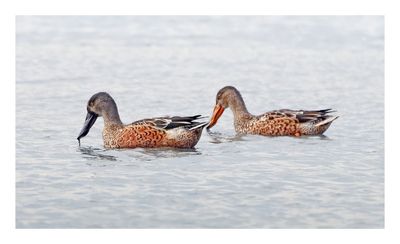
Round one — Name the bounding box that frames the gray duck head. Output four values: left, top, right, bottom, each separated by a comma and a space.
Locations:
77, 92, 117, 144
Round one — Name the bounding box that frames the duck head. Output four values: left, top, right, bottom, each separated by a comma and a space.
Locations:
77, 92, 116, 143
207, 86, 243, 129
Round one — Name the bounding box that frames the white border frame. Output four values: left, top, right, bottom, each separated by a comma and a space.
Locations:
3, 1, 399, 243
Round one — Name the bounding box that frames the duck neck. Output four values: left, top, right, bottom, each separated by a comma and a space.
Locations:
228, 92, 252, 121
102, 100, 123, 126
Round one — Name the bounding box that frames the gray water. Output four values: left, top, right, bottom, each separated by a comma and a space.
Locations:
16, 16, 384, 228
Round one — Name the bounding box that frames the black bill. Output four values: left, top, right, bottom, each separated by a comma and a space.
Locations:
77, 111, 98, 144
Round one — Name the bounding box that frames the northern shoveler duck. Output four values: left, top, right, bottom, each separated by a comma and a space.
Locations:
207, 86, 338, 136
77, 92, 208, 148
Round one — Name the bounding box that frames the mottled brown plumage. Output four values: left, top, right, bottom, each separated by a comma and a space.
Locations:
207, 86, 338, 136
77, 92, 207, 149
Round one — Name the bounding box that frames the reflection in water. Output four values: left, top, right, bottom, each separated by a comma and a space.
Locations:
317, 135, 330, 140
124, 147, 202, 162
208, 129, 331, 143
78, 145, 202, 163
78, 146, 118, 162
294, 134, 332, 142
206, 129, 252, 144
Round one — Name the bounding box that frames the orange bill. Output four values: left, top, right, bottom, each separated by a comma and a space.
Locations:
207, 104, 225, 129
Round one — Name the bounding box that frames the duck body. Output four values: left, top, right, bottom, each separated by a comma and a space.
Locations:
233, 109, 337, 136
101, 116, 206, 149
77, 92, 207, 149
207, 86, 338, 136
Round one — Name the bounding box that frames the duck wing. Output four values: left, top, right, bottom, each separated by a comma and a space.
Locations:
131, 115, 208, 130
263, 109, 337, 124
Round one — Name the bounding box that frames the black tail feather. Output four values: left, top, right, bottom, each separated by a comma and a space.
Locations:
164, 115, 207, 130
296, 109, 338, 123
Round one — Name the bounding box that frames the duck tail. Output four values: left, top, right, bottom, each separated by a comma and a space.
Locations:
189, 121, 209, 131
315, 115, 339, 127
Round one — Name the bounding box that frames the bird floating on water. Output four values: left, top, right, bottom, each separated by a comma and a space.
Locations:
77, 92, 208, 148
207, 86, 338, 136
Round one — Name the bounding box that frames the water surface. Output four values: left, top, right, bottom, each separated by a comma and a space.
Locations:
16, 16, 384, 228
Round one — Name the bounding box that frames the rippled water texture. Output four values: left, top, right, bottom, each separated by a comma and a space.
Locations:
16, 16, 384, 228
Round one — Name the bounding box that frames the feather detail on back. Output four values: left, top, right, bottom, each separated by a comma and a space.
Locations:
131, 115, 207, 130
249, 109, 338, 136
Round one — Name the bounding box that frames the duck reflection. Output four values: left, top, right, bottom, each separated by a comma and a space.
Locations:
78, 146, 118, 161
206, 130, 247, 144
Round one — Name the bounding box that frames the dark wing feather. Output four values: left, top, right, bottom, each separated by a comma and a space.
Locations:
131, 115, 207, 130
264, 109, 336, 124
288, 109, 336, 123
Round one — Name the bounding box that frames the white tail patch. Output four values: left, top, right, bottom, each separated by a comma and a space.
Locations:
174, 121, 191, 125
315, 116, 339, 127
189, 122, 209, 131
